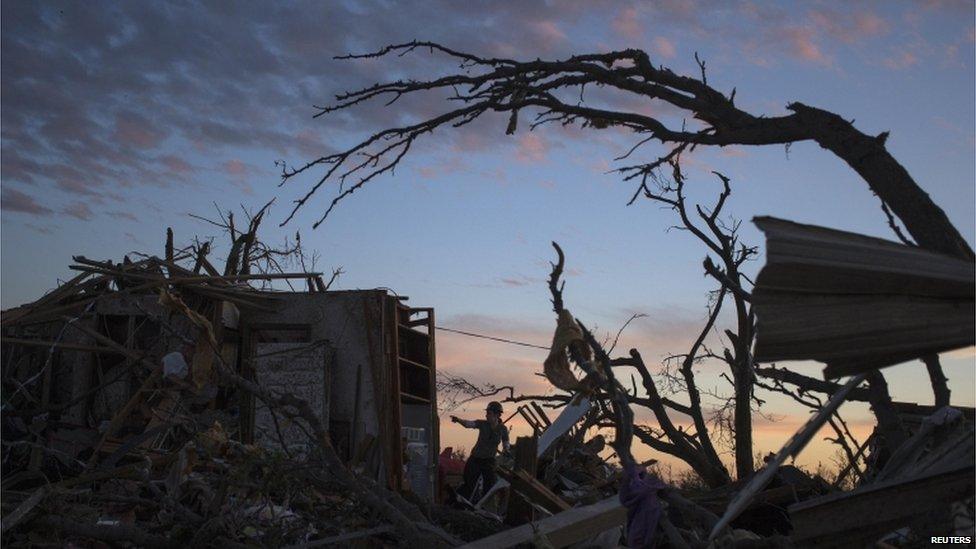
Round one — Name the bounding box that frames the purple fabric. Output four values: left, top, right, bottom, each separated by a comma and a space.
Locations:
619, 463, 666, 548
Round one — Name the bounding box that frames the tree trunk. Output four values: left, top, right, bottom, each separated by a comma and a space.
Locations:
865, 370, 907, 461
922, 354, 951, 408
789, 103, 974, 261
734, 368, 754, 479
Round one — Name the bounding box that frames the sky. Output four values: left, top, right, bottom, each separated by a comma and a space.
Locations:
2, 0, 974, 477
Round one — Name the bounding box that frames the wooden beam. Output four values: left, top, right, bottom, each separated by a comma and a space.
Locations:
790, 465, 975, 548
530, 401, 552, 426
1, 337, 125, 355
498, 466, 571, 516
458, 495, 625, 549
505, 437, 539, 525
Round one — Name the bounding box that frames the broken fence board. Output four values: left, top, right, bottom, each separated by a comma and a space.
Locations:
458, 495, 625, 549
537, 397, 591, 457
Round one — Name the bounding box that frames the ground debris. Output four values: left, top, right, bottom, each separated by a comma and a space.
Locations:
1, 223, 450, 548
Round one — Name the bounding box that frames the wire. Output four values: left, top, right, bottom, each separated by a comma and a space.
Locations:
434, 325, 550, 351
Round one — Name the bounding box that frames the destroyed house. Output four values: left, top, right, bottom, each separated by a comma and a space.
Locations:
1, 261, 439, 500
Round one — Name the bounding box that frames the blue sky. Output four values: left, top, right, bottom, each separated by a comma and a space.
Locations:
2, 0, 973, 471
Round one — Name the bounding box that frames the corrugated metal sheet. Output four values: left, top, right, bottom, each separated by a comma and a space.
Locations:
751, 217, 975, 378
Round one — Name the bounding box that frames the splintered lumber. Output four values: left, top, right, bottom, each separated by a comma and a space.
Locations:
0, 337, 125, 355
789, 464, 975, 548
0, 271, 91, 326
458, 495, 626, 549
708, 372, 868, 540
498, 466, 570, 516
505, 437, 539, 525
537, 396, 591, 457
283, 525, 394, 548
751, 217, 975, 378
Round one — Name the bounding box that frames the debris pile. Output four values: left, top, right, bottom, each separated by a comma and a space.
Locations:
0, 227, 475, 547
1, 216, 973, 548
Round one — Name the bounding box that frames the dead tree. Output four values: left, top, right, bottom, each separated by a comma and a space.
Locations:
189, 202, 341, 292
539, 244, 725, 542
637, 159, 758, 480
281, 42, 971, 262
435, 371, 514, 414
280, 42, 965, 410
282, 43, 969, 475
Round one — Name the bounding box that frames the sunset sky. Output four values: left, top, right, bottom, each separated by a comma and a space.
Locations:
2, 1, 974, 476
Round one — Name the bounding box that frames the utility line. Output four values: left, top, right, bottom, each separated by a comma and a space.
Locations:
434, 325, 550, 351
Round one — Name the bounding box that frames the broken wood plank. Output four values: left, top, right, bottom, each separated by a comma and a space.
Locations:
7, 279, 172, 325
498, 466, 571, 516
530, 401, 552, 427
458, 495, 625, 549
0, 486, 48, 534
70, 264, 322, 284
709, 372, 868, 540
284, 525, 394, 548
789, 464, 975, 548
517, 406, 541, 435
537, 397, 591, 457
505, 437, 539, 525
0, 271, 92, 326
0, 337, 125, 355
62, 319, 166, 467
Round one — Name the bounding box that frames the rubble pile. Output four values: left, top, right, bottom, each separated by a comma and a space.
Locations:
0, 232, 480, 547
1, 218, 973, 548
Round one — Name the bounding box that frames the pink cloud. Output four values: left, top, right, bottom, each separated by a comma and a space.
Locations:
853, 12, 889, 36
612, 7, 642, 41
719, 146, 748, 158
884, 49, 918, 69
652, 36, 677, 59
295, 129, 327, 157
530, 21, 567, 46
56, 178, 102, 198
808, 9, 889, 44
113, 111, 165, 149
780, 27, 831, 66
416, 156, 466, 180
107, 210, 138, 221
223, 159, 248, 176
62, 201, 94, 221
515, 132, 551, 163
24, 223, 56, 235
498, 274, 543, 288
160, 154, 195, 175
450, 131, 492, 153
1, 188, 53, 216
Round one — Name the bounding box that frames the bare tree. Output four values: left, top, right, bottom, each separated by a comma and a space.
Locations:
190, 202, 342, 292
279, 42, 965, 408
280, 42, 972, 265
435, 371, 513, 414
637, 159, 759, 480
280, 43, 971, 479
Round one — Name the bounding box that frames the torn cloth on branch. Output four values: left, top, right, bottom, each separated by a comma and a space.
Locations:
544, 309, 597, 392
619, 462, 666, 549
